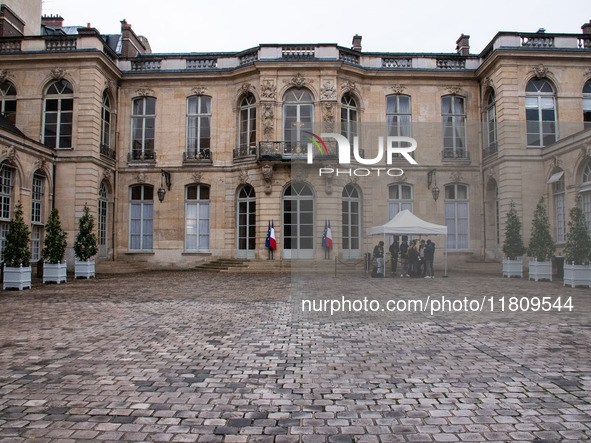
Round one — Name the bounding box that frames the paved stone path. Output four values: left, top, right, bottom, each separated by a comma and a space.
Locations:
1, 271, 591, 442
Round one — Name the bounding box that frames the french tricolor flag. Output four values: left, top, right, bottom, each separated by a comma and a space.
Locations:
269, 220, 276, 250
322, 220, 333, 250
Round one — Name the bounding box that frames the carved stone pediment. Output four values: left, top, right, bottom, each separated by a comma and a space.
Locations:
320, 80, 336, 100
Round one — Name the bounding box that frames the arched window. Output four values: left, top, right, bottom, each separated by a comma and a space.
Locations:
98, 181, 109, 258
131, 97, 156, 160
0, 162, 15, 260
238, 93, 256, 157
0, 81, 16, 125
30, 172, 45, 262
581, 162, 591, 235
341, 93, 358, 143
445, 184, 469, 250
388, 183, 413, 219
237, 184, 256, 257
185, 184, 210, 251
283, 88, 314, 156
551, 170, 566, 243
100, 91, 112, 154
44, 80, 73, 148
129, 184, 153, 251
186, 95, 212, 160
584, 80, 591, 130
442, 95, 467, 158
486, 90, 497, 153
526, 78, 556, 147
342, 184, 361, 258
282, 182, 314, 258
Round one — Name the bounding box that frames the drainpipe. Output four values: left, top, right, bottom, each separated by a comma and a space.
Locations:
113, 86, 120, 262
479, 80, 486, 261
52, 163, 56, 210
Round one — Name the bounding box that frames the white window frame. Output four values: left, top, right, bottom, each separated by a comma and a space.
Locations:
129, 185, 153, 251
185, 184, 210, 252
43, 80, 74, 149
238, 94, 256, 156
186, 95, 212, 160
388, 183, 413, 219
131, 97, 156, 159
525, 78, 556, 148
442, 95, 467, 156
341, 93, 358, 143
445, 184, 470, 250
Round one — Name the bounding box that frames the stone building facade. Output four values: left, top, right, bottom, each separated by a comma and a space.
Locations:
1, 1, 591, 271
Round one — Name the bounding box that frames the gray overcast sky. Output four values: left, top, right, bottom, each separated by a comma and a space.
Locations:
41, 0, 590, 54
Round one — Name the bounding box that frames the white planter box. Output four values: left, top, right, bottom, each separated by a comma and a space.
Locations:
75, 259, 95, 279
3, 264, 32, 290
43, 261, 67, 284
563, 263, 591, 288
528, 260, 552, 282
502, 258, 523, 278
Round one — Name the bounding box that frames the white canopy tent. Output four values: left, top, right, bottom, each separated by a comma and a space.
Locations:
366, 210, 448, 277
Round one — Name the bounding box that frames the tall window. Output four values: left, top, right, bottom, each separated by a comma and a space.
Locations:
486, 90, 497, 152
238, 93, 256, 157
98, 182, 109, 258
341, 93, 358, 143
283, 88, 314, 154
44, 80, 73, 149
185, 184, 210, 251
237, 185, 256, 256
129, 185, 153, 251
526, 78, 556, 147
131, 97, 156, 160
551, 171, 566, 243
584, 80, 591, 130
100, 91, 112, 153
31, 172, 44, 262
187, 95, 212, 160
388, 183, 413, 219
442, 95, 466, 157
581, 162, 591, 236
0, 81, 16, 125
342, 184, 361, 257
445, 184, 469, 250
282, 182, 314, 258
0, 163, 14, 260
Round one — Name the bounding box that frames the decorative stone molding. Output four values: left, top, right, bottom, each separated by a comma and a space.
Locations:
551, 155, 562, 170
191, 86, 208, 96
445, 85, 463, 95
450, 172, 464, 183
531, 64, 550, 79
104, 79, 117, 95
284, 72, 310, 89
50, 67, 66, 80
291, 166, 308, 183
238, 168, 250, 184
322, 102, 335, 132
391, 84, 407, 94
136, 172, 147, 183
262, 103, 274, 139
481, 76, 494, 91
323, 165, 335, 194
320, 80, 336, 100
2, 146, 18, 163
103, 168, 113, 180
0, 69, 8, 83
341, 80, 357, 94
261, 163, 273, 194
136, 87, 154, 97
192, 171, 203, 184
260, 80, 276, 100
34, 158, 46, 171
240, 83, 254, 95
390, 174, 408, 183
346, 176, 360, 185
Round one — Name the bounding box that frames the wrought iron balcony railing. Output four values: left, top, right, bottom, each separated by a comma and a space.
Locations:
258, 141, 338, 161
183, 148, 212, 162
128, 150, 156, 162
442, 148, 470, 160
100, 143, 116, 160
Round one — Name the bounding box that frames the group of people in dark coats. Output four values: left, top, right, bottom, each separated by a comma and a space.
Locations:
373, 236, 436, 278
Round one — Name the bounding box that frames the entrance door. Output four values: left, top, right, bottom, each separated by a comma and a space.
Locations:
237, 185, 256, 259
283, 182, 314, 259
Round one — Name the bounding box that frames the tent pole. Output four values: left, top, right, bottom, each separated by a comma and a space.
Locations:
383, 232, 386, 277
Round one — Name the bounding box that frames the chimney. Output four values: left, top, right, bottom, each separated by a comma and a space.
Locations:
41, 14, 64, 28
119, 19, 150, 57
582, 20, 591, 49
456, 33, 470, 56
351, 34, 362, 51
582, 20, 591, 34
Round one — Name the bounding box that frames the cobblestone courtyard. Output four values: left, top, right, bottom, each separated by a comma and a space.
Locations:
1, 271, 591, 442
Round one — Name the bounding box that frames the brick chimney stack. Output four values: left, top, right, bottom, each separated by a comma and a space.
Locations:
41, 14, 64, 28
456, 34, 470, 56
351, 34, 362, 51
120, 19, 150, 58
582, 20, 591, 34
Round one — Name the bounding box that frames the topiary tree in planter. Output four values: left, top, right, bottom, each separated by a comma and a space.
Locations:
2, 201, 32, 290
73, 205, 98, 278
563, 196, 591, 287
527, 197, 556, 281
41, 208, 67, 284
502, 200, 526, 277
563, 195, 591, 265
